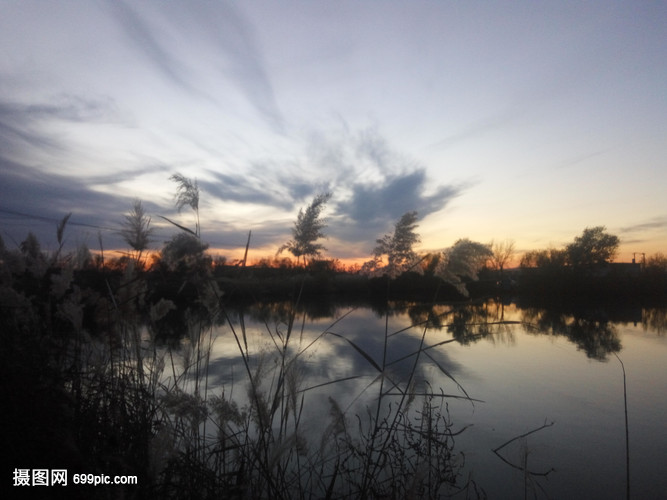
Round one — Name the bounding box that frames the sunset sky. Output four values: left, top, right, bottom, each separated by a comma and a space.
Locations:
1, 1, 665, 264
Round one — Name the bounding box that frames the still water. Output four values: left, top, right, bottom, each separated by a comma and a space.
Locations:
179, 300, 666, 499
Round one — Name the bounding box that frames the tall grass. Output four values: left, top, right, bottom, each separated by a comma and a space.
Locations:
2, 239, 481, 499
154, 274, 482, 498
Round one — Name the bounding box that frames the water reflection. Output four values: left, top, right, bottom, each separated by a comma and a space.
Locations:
518, 307, 621, 360
643, 306, 667, 335
155, 299, 666, 498
196, 302, 478, 498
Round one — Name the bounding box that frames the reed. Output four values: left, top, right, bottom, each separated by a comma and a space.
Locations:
2, 237, 477, 499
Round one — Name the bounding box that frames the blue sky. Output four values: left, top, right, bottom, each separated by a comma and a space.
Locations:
1, 1, 665, 263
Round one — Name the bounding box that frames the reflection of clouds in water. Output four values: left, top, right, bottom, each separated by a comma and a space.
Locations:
203, 307, 466, 417
165, 301, 667, 499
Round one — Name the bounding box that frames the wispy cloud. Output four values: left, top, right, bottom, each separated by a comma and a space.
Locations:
613, 216, 667, 249
85, 164, 172, 188
0, 101, 64, 155
202, 2, 285, 132
0, 95, 121, 159
106, 1, 200, 97
107, 1, 284, 132
428, 108, 520, 150
551, 149, 609, 170
618, 217, 667, 234
21, 94, 120, 123
201, 161, 325, 211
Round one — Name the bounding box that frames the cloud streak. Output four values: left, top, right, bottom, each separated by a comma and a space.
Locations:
0, 95, 122, 162
106, 1, 203, 98
618, 217, 667, 235
107, 1, 284, 132
0, 101, 65, 155
201, 164, 317, 211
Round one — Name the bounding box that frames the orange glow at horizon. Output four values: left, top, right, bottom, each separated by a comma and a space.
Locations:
97, 237, 666, 271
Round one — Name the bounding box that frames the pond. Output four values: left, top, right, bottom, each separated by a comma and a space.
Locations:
166, 299, 666, 499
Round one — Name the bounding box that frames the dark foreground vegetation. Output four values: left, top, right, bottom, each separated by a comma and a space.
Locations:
2, 237, 490, 499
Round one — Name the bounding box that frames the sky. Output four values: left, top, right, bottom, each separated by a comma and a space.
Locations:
1, 0, 665, 265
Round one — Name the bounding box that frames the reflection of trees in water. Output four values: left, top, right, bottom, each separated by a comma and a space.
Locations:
643, 307, 667, 336
244, 301, 302, 326
394, 301, 518, 346
241, 299, 342, 326
567, 318, 621, 360
520, 307, 621, 360
520, 307, 569, 335
405, 303, 449, 330
447, 303, 515, 344
447, 305, 485, 344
